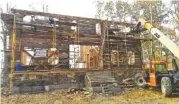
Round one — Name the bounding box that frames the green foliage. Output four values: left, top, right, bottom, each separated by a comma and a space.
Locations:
135, 0, 166, 22
115, 0, 132, 21
95, 0, 168, 23
170, 0, 179, 28
94, 0, 104, 19
104, 1, 115, 20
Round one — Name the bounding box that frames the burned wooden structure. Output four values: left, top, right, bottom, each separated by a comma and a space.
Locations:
1, 9, 149, 92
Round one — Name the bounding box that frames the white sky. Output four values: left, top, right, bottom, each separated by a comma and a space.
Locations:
0, 0, 96, 18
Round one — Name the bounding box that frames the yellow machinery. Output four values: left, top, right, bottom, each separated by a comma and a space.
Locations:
138, 18, 179, 60
135, 18, 179, 97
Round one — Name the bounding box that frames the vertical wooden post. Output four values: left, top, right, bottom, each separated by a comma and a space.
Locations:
99, 22, 105, 69
138, 41, 143, 69
10, 16, 16, 91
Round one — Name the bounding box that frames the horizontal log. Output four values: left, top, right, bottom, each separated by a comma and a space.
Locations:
16, 29, 75, 36
21, 35, 71, 39
10, 9, 134, 26
13, 68, 142, 75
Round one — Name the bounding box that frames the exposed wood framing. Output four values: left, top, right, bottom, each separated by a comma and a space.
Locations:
1, 9, 147, 90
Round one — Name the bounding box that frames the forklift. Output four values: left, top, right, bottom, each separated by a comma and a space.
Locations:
135, 59, 179, 97
135, 18, 179, 97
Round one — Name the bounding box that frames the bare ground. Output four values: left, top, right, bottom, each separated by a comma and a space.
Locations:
1, 88, 179, 104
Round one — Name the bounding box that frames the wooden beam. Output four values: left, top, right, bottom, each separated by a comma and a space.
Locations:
11, 9, 134, 26
14, 68, 142, 75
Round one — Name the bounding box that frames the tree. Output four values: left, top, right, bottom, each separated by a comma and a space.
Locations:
115, 0, 132, 22
104, 1, 115, 20
94, 0, 104, 19
170, 0, 179, 28
133, 1, 167, 24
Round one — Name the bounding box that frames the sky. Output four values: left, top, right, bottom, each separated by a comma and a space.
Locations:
0, 0, 96, 18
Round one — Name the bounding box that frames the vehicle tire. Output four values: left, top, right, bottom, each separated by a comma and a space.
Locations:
134, 73, 147, 88
161, 77, 172, 97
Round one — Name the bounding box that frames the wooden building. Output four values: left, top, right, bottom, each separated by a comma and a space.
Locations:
1, 9, 150, 91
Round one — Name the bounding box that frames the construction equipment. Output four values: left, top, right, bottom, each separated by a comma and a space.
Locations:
135, 18, 179, 97
135, 59, 179, 97
137, 18, 179, 59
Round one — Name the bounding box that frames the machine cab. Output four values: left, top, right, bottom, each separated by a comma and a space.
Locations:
142, 61, 167, 86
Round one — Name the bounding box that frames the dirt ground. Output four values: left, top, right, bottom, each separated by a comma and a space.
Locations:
1, 88, 179, 104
